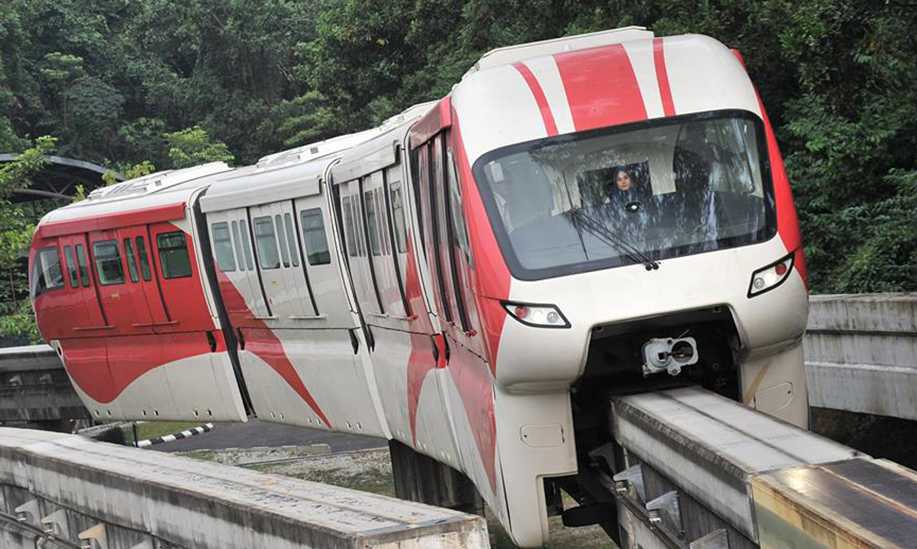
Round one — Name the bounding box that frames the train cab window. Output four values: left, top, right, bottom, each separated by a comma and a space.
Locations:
342, 196, 358, 257
390, 183, 408, 253
93, 241, 124, 285
32, 247, 64, 297
365, 190, 382, 256
253, 216, 281, 269
239, 220, 255, 270
123, 238, 140, 282
63, 245, 79, 287
135, 237, 152, 281
75, 244, 90, 287
274, 214, 291, 267
301, 208, 330, 265
283, 213, 300, 267
212, 222, 236, 272
157, 232, 192, 279
230, 221, 245, 271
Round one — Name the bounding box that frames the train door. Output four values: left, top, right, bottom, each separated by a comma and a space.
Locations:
364, 170, 406, 317
209, 210, 270, 322
88, 230, 154, 334
116, 226, 171, 330
148, 222, 213, 332
340, 179, 381, 315
248, 204, 313, 320
58, 234, 107, 334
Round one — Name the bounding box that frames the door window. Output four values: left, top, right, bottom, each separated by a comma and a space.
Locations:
390, 183, 408, 253
301, 208, 331, 265
274, 214, 291, 267
365, 190, 381, 256
75, 244, 90, 287
63, 245, 79, 287
93, 241, 124, 285
342, 196, 358, 257
123, 238, 140, 282
135, 236, 152, 281
283, 213, 300, 267
157, 232, 192, 279
230, 221, 245, 271
253, 216, 280, 269
212, 222, 236, 272
239, 220, 255, 270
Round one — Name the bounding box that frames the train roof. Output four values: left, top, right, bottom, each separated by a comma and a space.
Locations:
37, 162, 233, 231
201, 101, 436, 212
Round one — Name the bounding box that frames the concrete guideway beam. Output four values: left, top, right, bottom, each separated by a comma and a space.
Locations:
609, 387, 917, 548
0, 428, 489, 549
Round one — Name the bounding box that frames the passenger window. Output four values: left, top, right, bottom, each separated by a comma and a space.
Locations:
230, 221, 245, 271
239, 220, 255, 270
92, 241, 124, 285
447, 150, 471, 261
301, 208, 331, 265
390, 183, 407, 253
376, 187, 389, 255
212, 222, 236, 272
365, 190, 381, 256
275, 214, 291, 267
157, 232, 192, 279
32, 247, 64, 297
343, 196, 357, 257
253, 216, 280, 269
63, 245, 79, 287
135, 237, 152, 281
283, 213, 300, 267
75, 244, 90, 287
123, 238, 140, 282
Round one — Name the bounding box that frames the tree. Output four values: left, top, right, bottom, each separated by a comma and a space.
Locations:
164, 126, 235, 168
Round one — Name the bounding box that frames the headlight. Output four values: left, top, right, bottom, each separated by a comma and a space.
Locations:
501, 301, 570, 328
748, 252, 794, 297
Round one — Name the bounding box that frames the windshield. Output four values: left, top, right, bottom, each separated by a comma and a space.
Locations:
473, 111, 776, 279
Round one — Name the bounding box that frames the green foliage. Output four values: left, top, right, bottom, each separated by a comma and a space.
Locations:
0, 0, 912, 303
0, 135, 57, 343
164, 126, 234, 169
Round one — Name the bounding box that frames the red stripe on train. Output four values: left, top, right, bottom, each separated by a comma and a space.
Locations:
216, 271, 332, 427
513, 62, 559, 136
554, 44, 647, 131
653, 38, 676, 117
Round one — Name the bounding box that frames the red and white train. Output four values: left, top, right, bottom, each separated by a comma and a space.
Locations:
30, 27, 809, 546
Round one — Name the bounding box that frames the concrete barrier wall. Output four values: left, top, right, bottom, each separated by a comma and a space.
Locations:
805, 293, 917, 420
0, 428, 489, 549
0, 345, 88, 426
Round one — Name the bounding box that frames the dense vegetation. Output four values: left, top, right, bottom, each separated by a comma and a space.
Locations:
1, 0, 914, 341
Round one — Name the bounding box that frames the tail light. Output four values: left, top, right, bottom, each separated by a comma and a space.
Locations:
748, 252, 795, 297
501, 301, 570, 328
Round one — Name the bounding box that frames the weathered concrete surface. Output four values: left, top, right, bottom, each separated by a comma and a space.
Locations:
0, 427, 489, 549
0, 345, 88, 426
805, 293, 917, 419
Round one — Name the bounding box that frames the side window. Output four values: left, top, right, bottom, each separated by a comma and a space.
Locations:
157, 231, 192, 279
447, 149, 472, 262
63, 245, 79, 287
429, 136, 453, 323
32, 247, 64, 297
75, 244, 90, 287
123, 238, 140, 282
301, 208, 331, 265
135, 237, 152, 281
239, 220, 255, 270
212, 222, 237, 272
283, 213, 300, 267
274, 214, 291, 267
230, 221, 245, 271
376, 187, 389, 255
365, 189, 381, 256
92, 241, 124, 285
253, 216, 280, 269
390, 183, 408, 253
342, 196, 357, 257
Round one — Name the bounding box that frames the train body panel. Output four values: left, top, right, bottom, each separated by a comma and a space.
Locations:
30, 28, 810, 548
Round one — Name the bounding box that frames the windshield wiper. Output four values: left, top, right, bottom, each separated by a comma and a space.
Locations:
567, 208, 660, 270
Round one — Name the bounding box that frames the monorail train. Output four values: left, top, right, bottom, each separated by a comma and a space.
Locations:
30, 27, 809, 546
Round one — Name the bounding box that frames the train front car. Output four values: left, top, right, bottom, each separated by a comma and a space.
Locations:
448, 32, 808, 545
